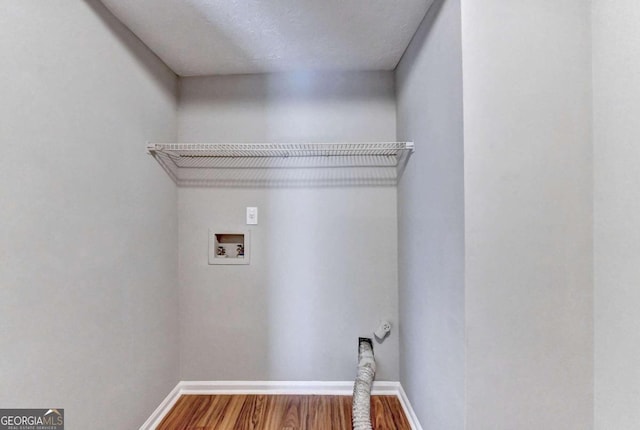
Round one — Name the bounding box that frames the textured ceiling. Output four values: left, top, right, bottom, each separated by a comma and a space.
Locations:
100, 0, 433, 76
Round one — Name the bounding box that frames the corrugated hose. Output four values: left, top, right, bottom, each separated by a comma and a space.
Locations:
353, 338, 376, 430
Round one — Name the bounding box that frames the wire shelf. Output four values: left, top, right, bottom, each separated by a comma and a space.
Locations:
147, 142, 414, 187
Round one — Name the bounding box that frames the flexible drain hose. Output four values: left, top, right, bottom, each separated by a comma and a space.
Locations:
353, 338, 376, 430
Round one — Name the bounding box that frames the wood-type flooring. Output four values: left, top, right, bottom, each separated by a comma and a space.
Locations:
156, 394, 411, 430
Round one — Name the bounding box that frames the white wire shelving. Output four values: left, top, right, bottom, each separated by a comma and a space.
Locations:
146, 142, 414, 187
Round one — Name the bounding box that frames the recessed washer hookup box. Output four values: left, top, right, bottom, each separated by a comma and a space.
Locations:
209, 229, 250, 265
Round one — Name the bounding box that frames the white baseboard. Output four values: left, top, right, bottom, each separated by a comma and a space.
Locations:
397, 384, 424, 430
139, 382, 182, 430
140, 380, 422, 430
179, 380, 401, 396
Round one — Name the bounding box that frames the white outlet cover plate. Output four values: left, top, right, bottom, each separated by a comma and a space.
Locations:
246, 207, 258, 225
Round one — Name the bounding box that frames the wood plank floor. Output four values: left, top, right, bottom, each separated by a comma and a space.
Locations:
157, 394, 411, 430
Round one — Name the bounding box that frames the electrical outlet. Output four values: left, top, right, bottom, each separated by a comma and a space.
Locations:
246, 207, 258, 224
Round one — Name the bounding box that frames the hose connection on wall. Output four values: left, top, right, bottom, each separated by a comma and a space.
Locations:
353, 337, 376, 430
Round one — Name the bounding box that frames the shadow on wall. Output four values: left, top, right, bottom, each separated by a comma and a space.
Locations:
150, 150, 406, 187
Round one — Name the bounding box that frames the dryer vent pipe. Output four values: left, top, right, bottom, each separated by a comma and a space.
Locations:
352, 337, 376, 430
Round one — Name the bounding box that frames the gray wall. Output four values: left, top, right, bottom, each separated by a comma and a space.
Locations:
395, 0, 465, 429
593, 1, 640, 428
0, 1, 179, 429
177, 72, 400, 381
461, 1, 593, 429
